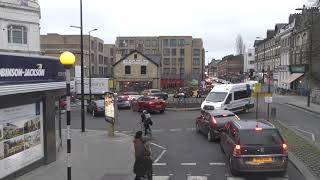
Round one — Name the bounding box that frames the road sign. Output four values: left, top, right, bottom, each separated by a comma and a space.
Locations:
265, 96, 273, 104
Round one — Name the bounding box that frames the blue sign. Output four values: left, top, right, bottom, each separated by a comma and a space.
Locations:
246, 84, 251, 92
0, 54, 65, 85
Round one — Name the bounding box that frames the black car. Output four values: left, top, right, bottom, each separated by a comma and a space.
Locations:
196, 110, 240, 142
220, 120, 288, 176
86, 100, 105, 117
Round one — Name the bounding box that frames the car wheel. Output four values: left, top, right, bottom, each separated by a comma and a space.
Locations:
92, 110, 96, 117
207, 130, 214, 142
229, 156, 239, 176
220, 142, 225, 153
196, 123, 200, 133
160, 110, 164, 113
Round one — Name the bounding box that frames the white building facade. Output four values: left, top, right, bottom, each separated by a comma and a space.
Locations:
243, 48, 255, 73
0, 0, 41, 54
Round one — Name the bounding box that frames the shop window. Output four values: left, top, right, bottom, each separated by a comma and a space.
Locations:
125, 65, 131, 74
141, 65, 146, 74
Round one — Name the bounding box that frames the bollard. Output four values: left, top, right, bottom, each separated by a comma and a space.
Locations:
271, 107, 276, 120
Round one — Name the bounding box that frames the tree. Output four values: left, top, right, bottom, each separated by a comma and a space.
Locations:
235, 34, 245, 55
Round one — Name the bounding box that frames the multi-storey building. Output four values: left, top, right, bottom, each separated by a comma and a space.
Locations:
103, 44, 115, 78
207, 59, 221, 77
216, 54, 244, 82
40, 34, 113, 78
115, 36, 205, 87
243, 48, 255, 76
0, 0, 41, 54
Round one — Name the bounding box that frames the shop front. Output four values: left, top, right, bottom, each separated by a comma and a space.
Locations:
0, 53, 65, 179
113, 50, 160, 93
280, 65, 307, 95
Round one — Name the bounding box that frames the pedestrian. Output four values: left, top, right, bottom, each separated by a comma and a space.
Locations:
133, 131, 153, 180
141, 110, 153, 136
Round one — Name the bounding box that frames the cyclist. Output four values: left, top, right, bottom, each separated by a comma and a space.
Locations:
141, 110, 153, 136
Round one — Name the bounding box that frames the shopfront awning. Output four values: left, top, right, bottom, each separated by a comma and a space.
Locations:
281, 73, 304, 84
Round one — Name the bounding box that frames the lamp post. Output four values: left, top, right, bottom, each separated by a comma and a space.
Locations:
88, 28, 98, 104
60, 51, 76, 180
296, 7, 319, 107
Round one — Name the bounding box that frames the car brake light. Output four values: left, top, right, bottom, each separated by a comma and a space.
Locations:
212, 117, 217, 124
233, 144, 241, 156
255, 127, 262, 131
282, 143, 288, 154
235, 115, 240, 120
149, 101, 155, 105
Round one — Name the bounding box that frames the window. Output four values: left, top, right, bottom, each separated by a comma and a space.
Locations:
141, 65, 147, 74
152, 49, 157, 54
206, 92, 227, 102
119, 40, 128, 47
91, 41, 95, 50
125, 65, 131, 74
110, 48, 114, 56
99, 55, 103, 64
178, 39, 185, 46
193, 68, 200, 74
163, 39, 169, 46
164, 68, 170, 75
171, 68, 176, 74
193, 49, 200, 56
104, 57, 108, 65
110, 58, 114, 64
104, 67, 108, 75
99, 67, 103, 75
180, 68, 185, 74
98, 43, 103, 52
234, 90, 251, 100
193, 58, 200, 65
164, 58, 170, 65
129, 40, 134, 45
91, 66, 94, 74
180, 49, 185, 56
134, 54, 138, 59
139, 40, 144, 45
171, 49, 176, 56
152, 40, 157, 47
163, 48, 170, 56
146, 40, 150, 47
248, 53, 252, 57
7, 25, 27, 44
171, 58, 176, 66
239, 129, 282, 146
225, 94, 232, 104
178, 58, 185, 66
170, 39, 177, 47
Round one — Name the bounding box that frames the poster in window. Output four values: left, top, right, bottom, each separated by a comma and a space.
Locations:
0, 102, 44, 179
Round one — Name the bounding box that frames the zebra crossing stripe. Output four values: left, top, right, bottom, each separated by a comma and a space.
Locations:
209, 162, 226, 166
187, 176, 208, 180
153, 176, 170, 180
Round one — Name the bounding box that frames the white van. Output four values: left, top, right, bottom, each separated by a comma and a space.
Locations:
201, 83, 254, 112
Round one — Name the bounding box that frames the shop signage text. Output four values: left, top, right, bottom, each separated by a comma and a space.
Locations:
123, 59, 149, 65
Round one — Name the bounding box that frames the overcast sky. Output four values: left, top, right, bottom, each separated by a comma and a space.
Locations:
39, 0, 311, 63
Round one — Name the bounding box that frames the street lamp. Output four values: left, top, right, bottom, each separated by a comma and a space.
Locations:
296, 6, 319, 107
88, 28, 98, 104
60, 51, 76, 180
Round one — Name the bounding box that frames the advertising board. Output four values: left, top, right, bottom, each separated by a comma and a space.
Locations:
0, 102, 44, 178
75, 78, 109, 95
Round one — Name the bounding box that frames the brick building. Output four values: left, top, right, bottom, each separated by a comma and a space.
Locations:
216, 55, 244, 83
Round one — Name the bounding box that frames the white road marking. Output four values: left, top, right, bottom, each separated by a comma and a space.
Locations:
295, 127, 316, 141
187, 176, 208, 180
151, 142, 167, 150
209, 162, 226, 166
154, 150, 167, 163
169, 173, 174, 176
186, 128, 196, 131
153, 163, 167, 166
226, 177, 245, 180
153, 129, 166, 132
170, 128, 183, 132
204, 174, 211, 176
153, 176, 170, 180
181, 163, 197, 166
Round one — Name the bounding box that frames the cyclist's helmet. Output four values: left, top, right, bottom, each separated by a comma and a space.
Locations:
143, 110, 148, 114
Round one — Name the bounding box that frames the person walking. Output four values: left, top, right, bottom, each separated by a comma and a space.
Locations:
141, 110, 153, 136
133, 131, 153, 180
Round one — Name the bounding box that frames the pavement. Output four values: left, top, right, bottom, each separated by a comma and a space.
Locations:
16, 130, 135, 180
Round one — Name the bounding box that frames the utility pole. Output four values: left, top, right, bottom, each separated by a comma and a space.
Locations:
80, 0, 85, 132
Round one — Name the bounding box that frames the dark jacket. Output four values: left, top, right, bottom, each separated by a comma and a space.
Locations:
133, 138, 153, 176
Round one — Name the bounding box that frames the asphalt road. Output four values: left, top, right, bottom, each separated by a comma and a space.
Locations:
66, 105, 307, 180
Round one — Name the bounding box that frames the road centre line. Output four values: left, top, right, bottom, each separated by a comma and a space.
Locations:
151, 142, 167, 150
187, 176, 207, 180
153, 163, 167, 166
169, 128, 183, 132
181, 163, 197, 166
209, 162, 226, 166
154, 150, 167, 163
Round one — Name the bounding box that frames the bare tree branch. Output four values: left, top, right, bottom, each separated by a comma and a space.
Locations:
235, 34, 245, 55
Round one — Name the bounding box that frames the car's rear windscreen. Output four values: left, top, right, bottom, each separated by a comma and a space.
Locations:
239, 129, 283, 145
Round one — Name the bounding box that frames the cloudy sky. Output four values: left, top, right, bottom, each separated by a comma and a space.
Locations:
39, 0, 311, 63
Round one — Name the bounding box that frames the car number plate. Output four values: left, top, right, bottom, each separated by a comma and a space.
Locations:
252, 157, 273, 163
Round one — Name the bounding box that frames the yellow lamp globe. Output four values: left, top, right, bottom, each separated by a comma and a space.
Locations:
60, 51, 76, 66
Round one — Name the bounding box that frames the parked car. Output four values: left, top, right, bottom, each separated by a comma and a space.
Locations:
122, 91, 142, 101
117, 96, 131, 109
131, 96, 167, 113
196, 110, 240, 142
143, 89, 168, 100
86, 100, 105, 117
220, 120, 288, 176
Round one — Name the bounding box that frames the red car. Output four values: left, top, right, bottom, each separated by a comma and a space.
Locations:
131, 96, 167, 113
